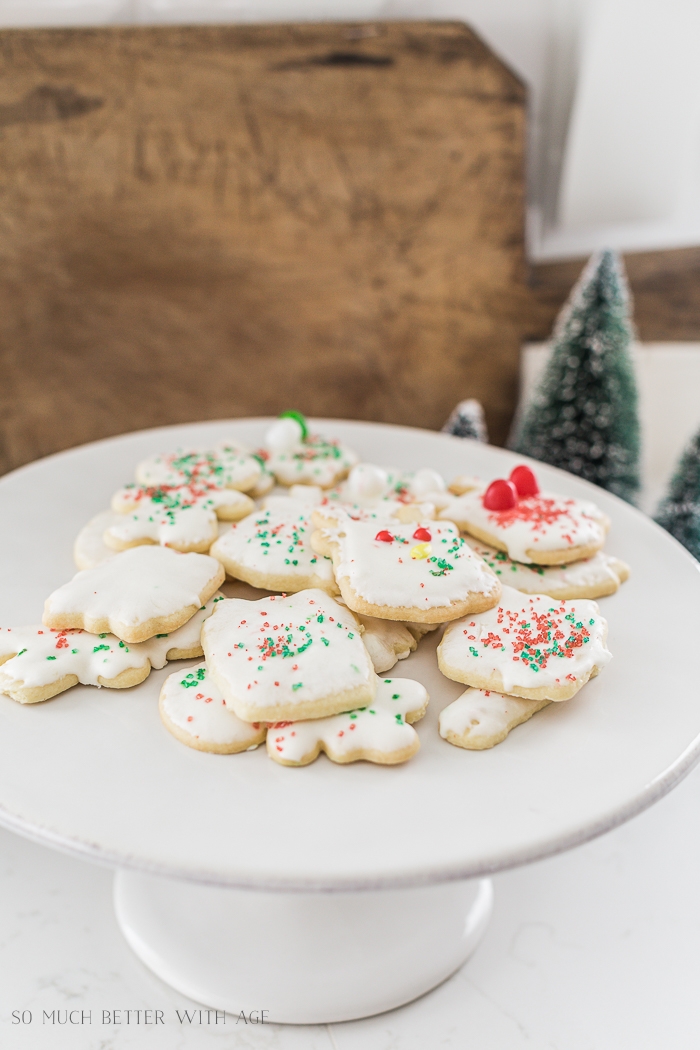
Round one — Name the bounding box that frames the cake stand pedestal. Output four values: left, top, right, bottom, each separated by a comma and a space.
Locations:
114, 870, 493, 1023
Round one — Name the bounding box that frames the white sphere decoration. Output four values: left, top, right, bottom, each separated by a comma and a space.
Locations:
346, 464, 388, 501
265, 417, 304, 453
410, 468, 446, 499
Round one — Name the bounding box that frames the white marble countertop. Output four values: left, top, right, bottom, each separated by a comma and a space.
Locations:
2, 760, 699, 1049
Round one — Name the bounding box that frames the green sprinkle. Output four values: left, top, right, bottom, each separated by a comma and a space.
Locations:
292, 682, 303, 691
392, 693, 400, 699
92, 644, 110, 653
46, 655, 57, 660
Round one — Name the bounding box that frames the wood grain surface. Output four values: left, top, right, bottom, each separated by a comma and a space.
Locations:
529, 246, 700, 342
0, 21, 530, 475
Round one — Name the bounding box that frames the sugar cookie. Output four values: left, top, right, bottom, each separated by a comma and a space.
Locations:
465, 538, 630, 600
105, 484, 254, 553
74, 511, 123, 570
267, 675, 428, 766
353, 614, 417, 673
201, 589, 375, 723
441, 465, 609, 565
263, 414, 358, 488
44, 545, 225, 643
209, 497, 338, 595
0, 595, 223, 704
159, 662, 267, 754
136, 443, 261, 492
438, 584, 611, 701
439, 688, 551, 749
311, 517, 500, 624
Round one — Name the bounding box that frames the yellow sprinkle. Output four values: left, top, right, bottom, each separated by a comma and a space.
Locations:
410, 542, 431, 560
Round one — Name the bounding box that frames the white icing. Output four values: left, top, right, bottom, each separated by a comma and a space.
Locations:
264, 433, 358, 488
74, 511, 123, 569
202, 589, 375, 719
345, 464, 389, 502
106, 485, 253, 551
319, 519, 500, 612
439, 687, 549, 748
160, 662, 265, 749
409, 468, 446, 500
0, 595, 223, 695
438, 584, 611, 695
288, 484, 325, 506
440, 487, 608, 564
464, 538, 629, 598
135, 443, 261, 492
267, 675, 427, 765
44, 546, 224, 637
265, 417, 305, 453
210, 497, 335, 590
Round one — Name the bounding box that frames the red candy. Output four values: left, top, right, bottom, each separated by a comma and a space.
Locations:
509, 464, 540, 498
375, 530, 394, 543
483, 479, 518, 511
412, 527, 432, 541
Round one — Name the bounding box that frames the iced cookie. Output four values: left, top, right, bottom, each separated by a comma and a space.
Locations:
438, 584, 611, 702
353, 614, 417, 673
159, 662, 267, 754
0, 595, 223, 704
136, 443, 261, 492
74, 510, 123, 570
267, 675, 428, 766
262, 413, 358, 488
209, 497, 338, 595
465, 538, 630, 600
201, 589, 375, 723
311, 517, 500, 624
105, 484, 254, 553
44, 545, 225, 644
439, 688, 551, 749
441, 465, 609, 565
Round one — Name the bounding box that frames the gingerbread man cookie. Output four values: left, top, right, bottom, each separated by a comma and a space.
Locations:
44, 545, 225, 643
311, 516, 500, 624
0, 595, 224, 704
209, 496, 338, 595
438, 584, 611, 702
441, 465, 609, 565
267, 675, 428, 766
439, 688, 551, 749
159, 662, 267, 754
201, 589, 375, 723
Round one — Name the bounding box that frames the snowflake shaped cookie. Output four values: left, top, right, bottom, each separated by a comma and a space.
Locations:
105, 483, 254, 553
311, 517, 500, 624
44, 546, 225, 643
209, 496, 338, 594
159, 662, 267, 754
267, 675, 428, 766
201, 589, 375, 723
439, 688, 551, 749
465, 538, 629, 600
0, 595, 223, 704
438, 584, 611, 701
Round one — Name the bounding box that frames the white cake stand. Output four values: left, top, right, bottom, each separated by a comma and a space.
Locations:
0, 419, 699, 1024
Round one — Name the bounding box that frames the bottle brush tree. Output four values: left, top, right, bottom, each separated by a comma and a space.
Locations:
655, 429, 700, 560
512, 249, 641, 503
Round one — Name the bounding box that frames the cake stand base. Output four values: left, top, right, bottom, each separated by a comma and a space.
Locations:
113, 871, 493, 1024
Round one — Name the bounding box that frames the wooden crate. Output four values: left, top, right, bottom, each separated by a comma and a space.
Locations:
0, 21, 530, 472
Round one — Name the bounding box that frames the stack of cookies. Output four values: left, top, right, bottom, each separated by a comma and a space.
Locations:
0, 412, 623, 763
